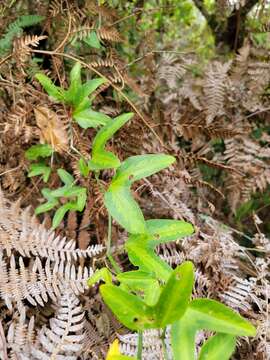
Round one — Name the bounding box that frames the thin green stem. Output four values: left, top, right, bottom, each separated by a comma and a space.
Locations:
137, 331, 143, 360
161, 328, 169, 360
107, 214, 121, 274
94, 173, 121, 273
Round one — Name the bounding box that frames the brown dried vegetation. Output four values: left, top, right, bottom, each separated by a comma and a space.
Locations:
0, 0, 269, 359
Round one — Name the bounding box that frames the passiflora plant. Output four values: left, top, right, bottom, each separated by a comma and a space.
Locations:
35, 62, 256, 359
86, 111, 256, 359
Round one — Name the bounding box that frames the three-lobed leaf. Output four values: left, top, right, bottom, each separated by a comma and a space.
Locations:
125, 220, 194, 280
88, 113, 133, 170
35, 188, 59, 215
105, 155, 176, 233
35, 169, 86, 228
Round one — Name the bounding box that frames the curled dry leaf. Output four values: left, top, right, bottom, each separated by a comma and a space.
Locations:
34, 106, 68, 153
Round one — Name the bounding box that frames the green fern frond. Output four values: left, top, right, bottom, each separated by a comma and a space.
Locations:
0, 14, 44, 56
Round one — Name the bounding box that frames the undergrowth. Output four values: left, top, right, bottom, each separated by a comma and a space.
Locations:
0, 1, 269, 359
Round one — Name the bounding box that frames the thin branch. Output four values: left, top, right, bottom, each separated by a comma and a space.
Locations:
192, 0, 211, 21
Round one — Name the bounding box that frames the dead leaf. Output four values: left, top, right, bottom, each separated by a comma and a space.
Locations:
34, 106, 68, 153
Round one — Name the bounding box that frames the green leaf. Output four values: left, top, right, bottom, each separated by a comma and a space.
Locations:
117, 271, 161, 306
41, 188, 57, 201
28, 163, 51, 182
51, 186, 86, 210
171, 318, 196, 360
104, 185, 146, 234
80, 78, 106, 101
83, 30, 101, 48
73, 108, 111, 129
146, 219, 194, 245
57, 169, 75, 186
198, 333, 236, 360
74, 78, 106, 111
186, 299, 256, 336
92, 113, 133, 155
52, 203, 73, 229
100, 284, 156, 331
25, 144, 53, 160
88, 268, 113, 287
35, 73, 65, 102
35, 188, 58, 215
72, 97, 91, 113
104, 154, 175, 234
125, 220, 194, 281
88, 152, 120, 171
117, 270, 157, 282
154, 261, 194, 327
111, 154, 176, 186
65, 62, 82, 104
88, 113, 133, 170
78, 158, 89, 177
35, 197, 58, 215
126, 235, 172, 281
74, 187, 87, 210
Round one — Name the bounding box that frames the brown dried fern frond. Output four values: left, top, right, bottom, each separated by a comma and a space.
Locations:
85, 0, 118, 20
97, 26, 123, 43
19, 287, 85, 359
49, 0, 64, 17
0, 190, 103, 261
7, 310, 35, 359
180, 170, 225, 199
231, 41, 250, 78
13, 35, 47, 64
0, 254, 92, 312
32, 289, 84, 359
178, 123, 245, 140
89, 58, 115, 68
203, 60, 232, 124
158, 53, 187, 89
4, 99, 34, 141
119, 330, 165, 359
0, 319, 8, 360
